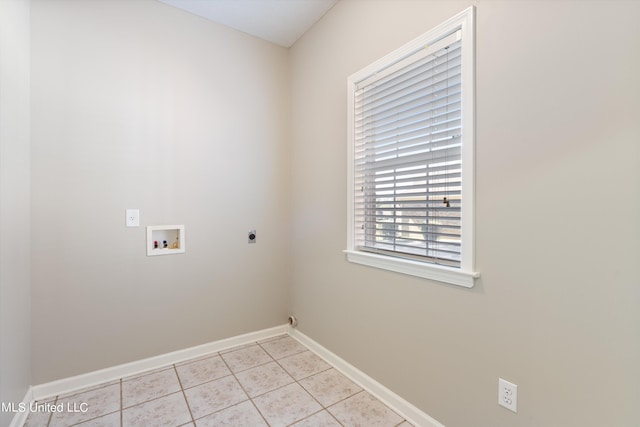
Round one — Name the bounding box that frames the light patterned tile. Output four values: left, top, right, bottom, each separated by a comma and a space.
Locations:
183, 375, 248, 419
328, 391, 404, 427
49, 383, 120, 427
122, 368, 181, 408
234, 361, 294, 397
279, 350, 331, 380
256, 334, 287, 344
299, 368, 362, 407
194, 400, 267, 427
259, 335, 307, 360
122, 391, 191, 427
56, 380, 120, 399
24, 399, 55, 427
252, 383, 322, 427
291, 410, 342, 427
175, 351, 219, 366
75, 410, 120, 426
220, 344, 273, 373
121, 366, 173, 382
219, 342, 255, 354
176, 355, 231, 389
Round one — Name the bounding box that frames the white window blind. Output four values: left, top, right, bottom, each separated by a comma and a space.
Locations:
346, 6, 477, 287
353, 31, 463, 268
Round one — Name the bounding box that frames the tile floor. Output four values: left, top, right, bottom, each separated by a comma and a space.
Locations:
24, 335, 414, 427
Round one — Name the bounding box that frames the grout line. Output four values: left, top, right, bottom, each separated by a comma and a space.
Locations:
255, 333, 288, 345
327, 409, 346, 427
259, 337, 350, 427
276, 350, 333, 382
119, 379, 123, 427
284, 408, 324, 426
289, 332, 427, 426
266, 343, 359, 419
180, 372, 236, 393
222, 359, 274, 376
45, 391, 122, 427
119, 374, 181, 411
173, 364, 196, 425
62, 410, 121, 427
45, 396, 57, 427
217, 348, 272, 425
283, 408, 346, 427
218, 348, 254, 398
118, 391, 189, 420
248, 399, 271, 427
239, 373, 295, 401
229, 341, 299, 402
218, 342, 275, 375
257, 335, 307, 361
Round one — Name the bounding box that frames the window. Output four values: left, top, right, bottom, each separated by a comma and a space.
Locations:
345, 7, 478, 287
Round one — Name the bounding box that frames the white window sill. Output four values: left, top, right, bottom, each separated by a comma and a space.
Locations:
343, 250, 479, 288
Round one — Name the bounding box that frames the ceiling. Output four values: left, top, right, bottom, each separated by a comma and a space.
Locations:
157, 0, 339, 48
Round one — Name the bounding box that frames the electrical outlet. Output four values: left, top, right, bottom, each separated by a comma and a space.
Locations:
498, 378, 518, 412
248, 230, 256, 243
126, 209, 140, 227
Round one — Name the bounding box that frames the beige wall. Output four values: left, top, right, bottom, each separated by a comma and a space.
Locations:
30, 0, 290, 383
289, 1, 640, 426
0, 0, 31, 424
0, 0, 32, 423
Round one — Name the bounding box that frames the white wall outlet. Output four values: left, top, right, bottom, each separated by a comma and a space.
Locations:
498, 378, 518, 413
126, 209, 140, 227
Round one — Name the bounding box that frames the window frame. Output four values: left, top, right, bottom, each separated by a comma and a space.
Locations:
345, 6, 478, 288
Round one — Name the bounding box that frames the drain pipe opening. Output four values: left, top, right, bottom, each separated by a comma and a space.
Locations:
288, 315, 298, 328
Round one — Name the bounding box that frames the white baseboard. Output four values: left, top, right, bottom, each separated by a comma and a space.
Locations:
8, 386, 33, 427
289, 327, 445, 427
31, 324, 288, 401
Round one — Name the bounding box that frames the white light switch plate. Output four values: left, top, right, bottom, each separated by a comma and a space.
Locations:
126, 209, 140, 227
